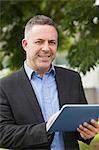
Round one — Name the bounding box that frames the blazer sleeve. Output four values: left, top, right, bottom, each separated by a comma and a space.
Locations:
76, 73, 93, 144
0, 80, 49, 149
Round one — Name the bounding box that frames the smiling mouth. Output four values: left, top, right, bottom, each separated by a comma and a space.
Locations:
38, 55, 51, 62
38, 55, 51, 58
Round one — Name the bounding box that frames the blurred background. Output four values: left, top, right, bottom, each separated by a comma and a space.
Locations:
0, 0, 99, 150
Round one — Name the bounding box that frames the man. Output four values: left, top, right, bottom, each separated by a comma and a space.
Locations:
0, 15, 99, 150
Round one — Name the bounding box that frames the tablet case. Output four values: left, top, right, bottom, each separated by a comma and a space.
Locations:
48, 104, 99, 132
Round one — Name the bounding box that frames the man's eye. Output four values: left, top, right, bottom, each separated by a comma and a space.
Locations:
49, 41, 56, 45
35, 41, 42, 44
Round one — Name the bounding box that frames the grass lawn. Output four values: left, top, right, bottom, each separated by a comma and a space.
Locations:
79, 134, 99, 150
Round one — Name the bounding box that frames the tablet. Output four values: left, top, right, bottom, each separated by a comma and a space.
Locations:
47, 104, 99, 132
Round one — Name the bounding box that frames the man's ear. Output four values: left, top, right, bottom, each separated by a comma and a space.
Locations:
22, 39, 28, 51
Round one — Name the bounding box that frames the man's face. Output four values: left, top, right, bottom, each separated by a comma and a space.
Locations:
22, 25, 58, 75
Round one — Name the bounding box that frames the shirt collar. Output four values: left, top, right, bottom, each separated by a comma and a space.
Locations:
24, 61, 56, 80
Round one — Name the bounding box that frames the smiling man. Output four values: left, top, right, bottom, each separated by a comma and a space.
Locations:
0, 15, 99, 150
22, 24, 58, 76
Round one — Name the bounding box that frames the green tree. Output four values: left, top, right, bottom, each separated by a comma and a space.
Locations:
0, 0, 99, 74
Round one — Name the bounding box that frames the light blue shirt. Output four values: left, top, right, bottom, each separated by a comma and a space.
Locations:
24, 62, 65, 150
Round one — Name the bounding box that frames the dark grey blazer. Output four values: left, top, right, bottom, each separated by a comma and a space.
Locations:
0, 66, 91, 150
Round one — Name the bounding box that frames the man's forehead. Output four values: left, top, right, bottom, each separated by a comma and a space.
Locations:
30, 25, 58, 40
31, 25, 58, 34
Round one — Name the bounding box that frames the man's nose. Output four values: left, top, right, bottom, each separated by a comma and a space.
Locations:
42, 42, 50, 51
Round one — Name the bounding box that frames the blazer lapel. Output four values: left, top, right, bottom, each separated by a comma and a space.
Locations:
18, 67, 44, 123
55, 67, 71, 108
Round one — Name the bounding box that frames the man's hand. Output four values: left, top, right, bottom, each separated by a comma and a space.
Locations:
46, 111, 60, 131
77, 118, 99, 140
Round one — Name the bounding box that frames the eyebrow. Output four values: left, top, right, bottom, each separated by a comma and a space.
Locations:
35, 39, 57, 42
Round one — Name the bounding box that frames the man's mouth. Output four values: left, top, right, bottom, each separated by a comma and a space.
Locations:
37, 54, 51, 62
38, 55, 51, 58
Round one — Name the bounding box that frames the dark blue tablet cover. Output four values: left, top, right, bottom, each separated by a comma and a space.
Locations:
48, 104, 99, 132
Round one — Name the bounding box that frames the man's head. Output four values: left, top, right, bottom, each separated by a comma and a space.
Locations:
22, 15, 58, 76
24, 15, 58, 39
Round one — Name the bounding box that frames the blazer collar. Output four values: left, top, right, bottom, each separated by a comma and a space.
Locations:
18, 66, 66, 122
55, 66, 69, 108
18, 66, 44, 123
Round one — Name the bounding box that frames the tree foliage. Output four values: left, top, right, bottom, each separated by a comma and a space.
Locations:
0, 0, 99, 74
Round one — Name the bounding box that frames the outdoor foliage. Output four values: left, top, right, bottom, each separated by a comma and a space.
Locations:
0, 0, 99, 74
